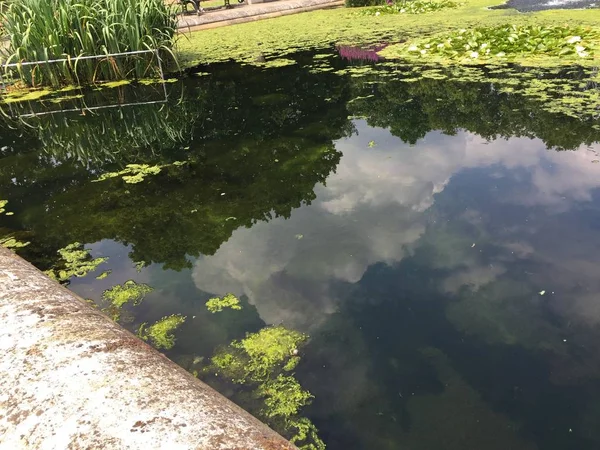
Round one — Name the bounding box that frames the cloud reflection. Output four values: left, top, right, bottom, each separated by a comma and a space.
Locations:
192, 121, 600, 331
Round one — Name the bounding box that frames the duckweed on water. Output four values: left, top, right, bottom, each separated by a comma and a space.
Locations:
44, 242, 108, 283
206, 293, 242, 313
93, 164, 162, 184
360, 0, 459, 16
0, 200, 30, 249
138, 314, 186, 350
93, 161, 187, 184
177, 0, 600, 68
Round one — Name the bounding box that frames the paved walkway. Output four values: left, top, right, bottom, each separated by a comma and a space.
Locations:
177, 0, 343, 30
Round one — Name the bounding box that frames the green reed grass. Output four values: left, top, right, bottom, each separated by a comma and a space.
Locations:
0, 0, 176, 86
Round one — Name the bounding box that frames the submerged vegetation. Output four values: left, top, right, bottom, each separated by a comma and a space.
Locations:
138, 314, 187, 349
44, 242, 108, 283
0, 0, 176, 86
206, 293, 242, 313
103, 280, 153, 309
208, 326, 324, 449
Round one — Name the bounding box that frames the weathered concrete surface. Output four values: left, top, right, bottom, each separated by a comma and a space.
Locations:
0, 247, 296, 450
178, 0, 342, 30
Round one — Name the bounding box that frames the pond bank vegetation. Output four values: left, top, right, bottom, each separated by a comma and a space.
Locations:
0, 0, 176, 86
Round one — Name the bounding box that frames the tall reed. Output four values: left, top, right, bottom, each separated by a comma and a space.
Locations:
0, 0, 176, 86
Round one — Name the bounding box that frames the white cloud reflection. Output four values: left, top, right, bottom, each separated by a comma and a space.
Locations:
192, 121, 600, 331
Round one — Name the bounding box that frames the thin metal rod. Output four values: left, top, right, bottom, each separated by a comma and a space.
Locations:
155, 49, 168, 100
2, 49, 155, 69
17, 99, 168, 118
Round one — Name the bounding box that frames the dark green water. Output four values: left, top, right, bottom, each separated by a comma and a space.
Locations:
2, 49, 600, 449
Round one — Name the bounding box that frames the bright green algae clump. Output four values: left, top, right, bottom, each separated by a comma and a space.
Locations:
206, 293, 242, 313
102, 280, 153, 308
44, 242, 108, 282
207, 326, 324, 449
101, 280, 153, 321
138, 314, 186, 350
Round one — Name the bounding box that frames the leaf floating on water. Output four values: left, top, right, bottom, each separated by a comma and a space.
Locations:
471, 243, 476, 248
368, 140, 377, 148
295, 234, 304, 240
539, 290, 546, 295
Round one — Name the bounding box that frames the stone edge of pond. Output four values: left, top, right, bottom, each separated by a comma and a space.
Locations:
0, 246, 296, 450
177, 0, 343, 30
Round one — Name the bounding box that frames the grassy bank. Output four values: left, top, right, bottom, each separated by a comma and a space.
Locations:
176, 0, 600, 67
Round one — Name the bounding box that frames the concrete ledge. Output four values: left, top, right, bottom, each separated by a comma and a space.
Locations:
0, 247, 296, 450
178, 0, 343, 29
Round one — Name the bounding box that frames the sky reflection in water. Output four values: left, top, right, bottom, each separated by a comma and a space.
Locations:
3, 56, 600, 449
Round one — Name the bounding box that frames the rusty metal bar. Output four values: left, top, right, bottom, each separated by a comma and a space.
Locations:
0, 247, 296, 450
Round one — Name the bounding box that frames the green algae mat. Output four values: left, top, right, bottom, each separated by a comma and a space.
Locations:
176, 0, 600, 67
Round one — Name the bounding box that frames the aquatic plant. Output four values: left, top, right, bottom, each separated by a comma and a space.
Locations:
177, 0, 600, 68
207, 326, 324, 448
101, 279, 153, 321
257, 374, 314, 418
206, 293, 242, 313
92, 161, 187, 184
402, 24, 597, 61
360, 0, 459, 16
95, 270, 112, 280
0, 236, 30, 249
0, 200, 31, 248
102, 279, 153, 309
138, 314, 186, 350
211, 326, 306, 383
44, 242, 108, 283
0, 0, 177, 86
93, 164, 162, 184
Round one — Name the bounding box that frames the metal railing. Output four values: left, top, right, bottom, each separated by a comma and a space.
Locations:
0, 49, 168, 118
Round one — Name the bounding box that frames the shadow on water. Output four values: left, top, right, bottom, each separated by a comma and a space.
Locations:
2, 49, 600, 449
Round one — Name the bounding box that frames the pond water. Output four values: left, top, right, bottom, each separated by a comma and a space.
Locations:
2, 49, 600, 449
